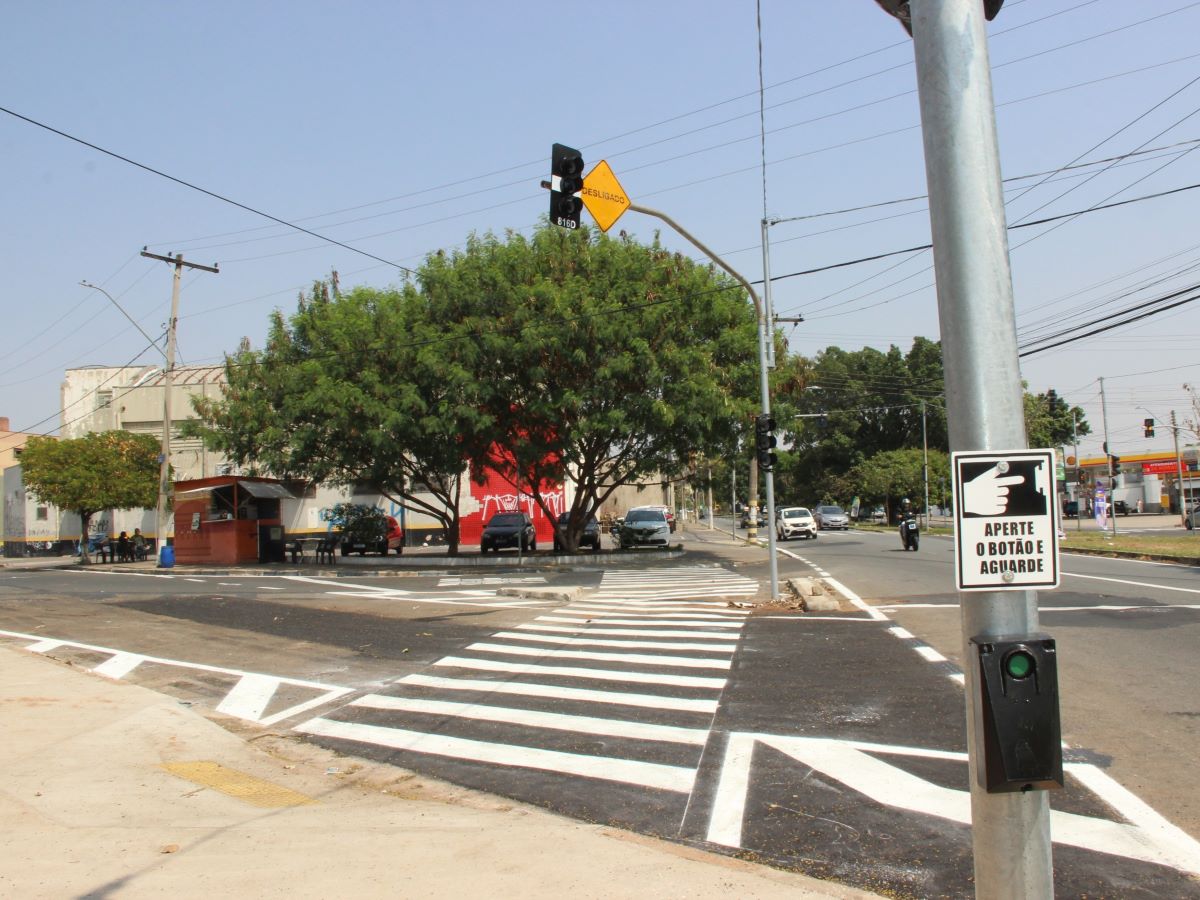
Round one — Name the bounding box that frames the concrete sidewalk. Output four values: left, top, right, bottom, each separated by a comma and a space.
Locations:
0, 646, 876, 899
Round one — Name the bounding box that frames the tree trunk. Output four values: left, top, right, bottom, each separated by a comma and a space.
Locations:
79, 511, 92, 566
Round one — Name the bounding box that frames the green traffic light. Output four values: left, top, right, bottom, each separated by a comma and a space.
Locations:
1005, 650, 1035, 679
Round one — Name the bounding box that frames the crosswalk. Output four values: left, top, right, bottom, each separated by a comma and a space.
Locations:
295, 566, 759, 797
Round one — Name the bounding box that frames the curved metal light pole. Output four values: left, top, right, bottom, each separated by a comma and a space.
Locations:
627, 202, 780, 600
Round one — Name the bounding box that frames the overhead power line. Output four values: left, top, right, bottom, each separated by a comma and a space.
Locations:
0, 104, 418, 276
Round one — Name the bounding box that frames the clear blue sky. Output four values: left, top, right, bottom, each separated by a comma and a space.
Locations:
4, 0, 1200, 460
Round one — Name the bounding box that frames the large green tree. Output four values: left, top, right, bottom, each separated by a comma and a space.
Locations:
188, 224, 760, 552
19, 431, 160, 564
841, 448, 950, 521
414, 225, 759, 550
771, 338, 947, 505
188, 278, 489, 553
1024, 387, 1090, 448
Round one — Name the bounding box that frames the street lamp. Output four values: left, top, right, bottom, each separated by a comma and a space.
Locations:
79, 281, 167, 361
80, 280, 169, 557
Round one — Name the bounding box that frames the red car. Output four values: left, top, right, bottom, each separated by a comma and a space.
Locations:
385, 516, 404, 554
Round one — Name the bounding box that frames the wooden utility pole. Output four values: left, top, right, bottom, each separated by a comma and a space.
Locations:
140, 249, 219, 563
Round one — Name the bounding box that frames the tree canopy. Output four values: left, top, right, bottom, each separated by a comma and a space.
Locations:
189, 224, 759, 551
19, 431, 160, 563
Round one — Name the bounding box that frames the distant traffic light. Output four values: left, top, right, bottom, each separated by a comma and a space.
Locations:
1144, 418, 1155, 438
550, 143, 585, 230
755, 413, 777, 471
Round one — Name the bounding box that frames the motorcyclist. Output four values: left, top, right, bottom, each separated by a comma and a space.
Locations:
898, 498, 919, 550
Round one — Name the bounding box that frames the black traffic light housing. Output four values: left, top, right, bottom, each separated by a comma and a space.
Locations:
550, 143, 585, 230
969, 633, 1063, 793
755, 414, 777, 471
1144, 418, 1155, 438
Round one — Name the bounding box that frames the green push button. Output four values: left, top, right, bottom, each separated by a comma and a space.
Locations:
1005, 650, 1035, 679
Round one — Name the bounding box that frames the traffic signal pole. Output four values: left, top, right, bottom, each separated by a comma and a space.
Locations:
905, 1, 1053, 895
627, 202, 780, 601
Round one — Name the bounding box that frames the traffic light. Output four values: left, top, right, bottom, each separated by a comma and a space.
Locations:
1144, 418, 1155, 438
550, 143, 585, 230
1110, 454, 1120, 470
755, 413, 777, 471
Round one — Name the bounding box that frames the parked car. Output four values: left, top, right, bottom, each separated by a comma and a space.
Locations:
1064, 500, 1079, 519
776, 507, 817, 541
617, 507, 671, 549
739, 508, 767, 528
815, 505, 849, 530
341, 514, 403, 556
1113, 500, 1131, 516
481, 511, 536, 553
639, 505, 676, 532
1186, 507, 1200, 530
554, 512, 601, 552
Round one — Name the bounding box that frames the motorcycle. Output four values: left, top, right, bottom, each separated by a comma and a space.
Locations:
899, 513, 920, 551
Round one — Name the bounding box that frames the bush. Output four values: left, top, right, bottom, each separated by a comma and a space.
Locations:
328, 503, 387, 545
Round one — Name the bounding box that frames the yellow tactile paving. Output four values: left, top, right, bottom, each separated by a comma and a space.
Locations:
161, 761, 315, 808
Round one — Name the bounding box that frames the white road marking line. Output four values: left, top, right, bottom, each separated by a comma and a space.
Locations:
706, 734, 1200, 876
823, 578, 888, 621
91, 651, 145, 679
566, 608, 743, 620
398, 673, 718, 713
491, 631, 737, 653
517, 624, 742, 640
465, 642, 733, 670
538, 617, 742, 630
1063, 571, 1200, 595
888, 626, 915, 640
351, 695, 710, 745
216, 673, 281, 722
571, 602, 748, 619
184, 577, 207, 583
916, 646, 948, 663
25, 639, 65, 652
542, 613, 743, 625
259, 586, 283, 591
0, 629, 352, 715
876, 603, 1200, 612
294, 717, 697, 793
433, 656, 726, 689
218, 582, 241, 586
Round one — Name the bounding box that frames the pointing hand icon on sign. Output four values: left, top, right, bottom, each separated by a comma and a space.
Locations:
963, 464, 1025, 516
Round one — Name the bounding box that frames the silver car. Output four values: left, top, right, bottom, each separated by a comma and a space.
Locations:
618, 507, 671, 548
815, 505, 849, 530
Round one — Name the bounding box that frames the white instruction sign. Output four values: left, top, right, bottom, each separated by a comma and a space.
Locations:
952, 449, 1060, 591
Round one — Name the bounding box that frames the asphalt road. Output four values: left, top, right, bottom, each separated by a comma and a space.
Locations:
772, 526, 1200, 842
2, 538, 1198, 898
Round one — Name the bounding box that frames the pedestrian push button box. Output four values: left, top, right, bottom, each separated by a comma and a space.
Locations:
969, 633, 1063, 793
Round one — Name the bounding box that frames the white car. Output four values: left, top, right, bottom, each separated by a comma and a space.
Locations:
776, 506, 817, 541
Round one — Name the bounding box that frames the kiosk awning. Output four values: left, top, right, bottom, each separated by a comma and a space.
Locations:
237, 480, 294, 499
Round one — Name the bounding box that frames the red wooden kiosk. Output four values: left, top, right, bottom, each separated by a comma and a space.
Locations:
172, 476, 294, 565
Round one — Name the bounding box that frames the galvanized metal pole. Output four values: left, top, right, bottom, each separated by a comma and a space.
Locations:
761, 218, 776, 369
627, 202, 780, 599
1172, 411, 1189, 530
1080, 412, 1089, 532
909, 1, 1053, 894
1099, 376, 1117, 538
922, 399, 930, 528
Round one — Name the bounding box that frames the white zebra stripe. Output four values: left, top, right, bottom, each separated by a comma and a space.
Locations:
350, 695, 710, 745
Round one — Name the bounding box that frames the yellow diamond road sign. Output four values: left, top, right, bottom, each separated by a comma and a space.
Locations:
581, 160, 631, 232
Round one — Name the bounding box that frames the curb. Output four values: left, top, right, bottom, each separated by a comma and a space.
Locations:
1061, 547, 1200, 566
